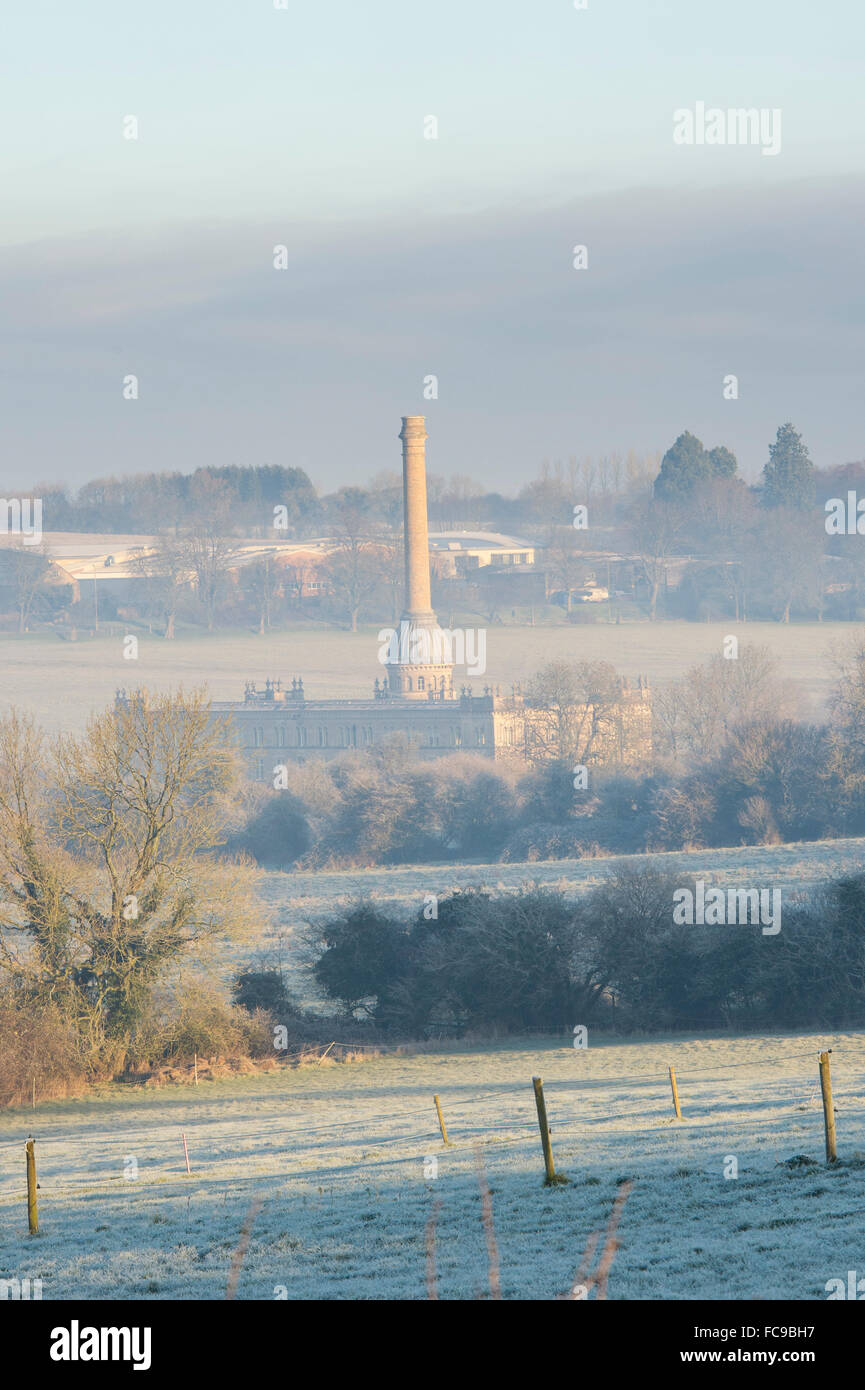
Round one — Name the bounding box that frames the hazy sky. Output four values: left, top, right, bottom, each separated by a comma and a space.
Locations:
2, 0, 864, 492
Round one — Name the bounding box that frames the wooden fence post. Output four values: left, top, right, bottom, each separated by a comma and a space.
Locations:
433, 1094, 451, 1146
193, 1053, 199, 1086
819, 1051, 837, 1162
532, 1077, 568, 1185
669, 1065, 682, 1120
181, 1130, 191, 1175
26, 1136, 38, 1234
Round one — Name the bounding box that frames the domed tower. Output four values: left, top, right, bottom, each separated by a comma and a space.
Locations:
385, 416, 454, 700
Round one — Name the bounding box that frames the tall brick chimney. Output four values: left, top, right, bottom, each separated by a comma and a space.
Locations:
385, 415, 454, 700
400, 415, 434, 622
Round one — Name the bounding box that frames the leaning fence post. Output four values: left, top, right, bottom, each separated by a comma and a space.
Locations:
26, 1136, 38, 1234
819, 1051, 837, 1162
433, 1094, 451, 1146
668, 1065, 682, 1120
181, 1130, 191, 1175
532, 1077, 568, 1185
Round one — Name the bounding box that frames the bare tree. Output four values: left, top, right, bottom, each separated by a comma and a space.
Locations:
655, 645, 795, 762
322, 543, 383, 631
321, 489, 383, 631
0, 691, 256, 1067
184, 477, 237, 631
524, 660, 624, 765
828, 640, 865, 799
520, 473, 571, 530
578, 455, 597, 508
283, 557, 318, 607
630, 500, 683, 620
243, 554, 282, 633
133, 535, 189, 638
0, 541, 56, 633
625, 451, 658, 499
749, 508, 824, 623
543, 528, 591, 611
378, 536, 404, 624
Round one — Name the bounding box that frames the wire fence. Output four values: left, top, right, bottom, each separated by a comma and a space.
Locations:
1, 1039, 862, 1204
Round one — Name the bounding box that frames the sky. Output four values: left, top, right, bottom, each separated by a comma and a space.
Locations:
1, 0, 864, 493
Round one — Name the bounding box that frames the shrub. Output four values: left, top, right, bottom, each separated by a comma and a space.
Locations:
231, 792, 311, 867
139, 984, 275, 1064
313, 901, 409, 1016
0, 997, 88, 1108
308, 870, 865, 1038
232, 969, 295, 1015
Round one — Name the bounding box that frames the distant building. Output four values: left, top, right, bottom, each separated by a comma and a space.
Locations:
15, 534, 156, 605
429, 531, 538, 576
215, 674, 652, 780
206, 416, 652, 779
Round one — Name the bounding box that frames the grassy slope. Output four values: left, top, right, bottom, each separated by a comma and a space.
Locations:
1, 1032, 863, 1300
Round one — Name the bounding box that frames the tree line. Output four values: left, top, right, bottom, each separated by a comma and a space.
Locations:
309, 868, 865, 1036
6, 420, 865, 632
230, 644, 865, 870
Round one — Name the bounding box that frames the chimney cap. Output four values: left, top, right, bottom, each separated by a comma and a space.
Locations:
399, 415, 427, 439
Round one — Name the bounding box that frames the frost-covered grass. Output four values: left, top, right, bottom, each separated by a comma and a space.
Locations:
2, 1031, 864, 1300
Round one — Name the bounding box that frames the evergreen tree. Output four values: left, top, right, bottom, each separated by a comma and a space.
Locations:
654, 433, 738, 501
654, 431, 709, 501
761, 423, 815, 509
706, 445, 737, 479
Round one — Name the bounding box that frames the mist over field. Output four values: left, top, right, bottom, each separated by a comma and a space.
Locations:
0, 622, 856, 734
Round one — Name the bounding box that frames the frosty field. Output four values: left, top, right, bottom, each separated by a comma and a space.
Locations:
2, 1032, 864, 1301
4, 625, 865, 1302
